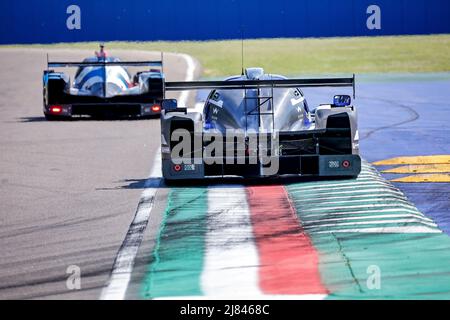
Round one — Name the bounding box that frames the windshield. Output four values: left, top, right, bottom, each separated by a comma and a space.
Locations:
74, 57, 131, 80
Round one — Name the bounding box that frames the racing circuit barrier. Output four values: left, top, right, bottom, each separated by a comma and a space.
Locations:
1, 0, 450, 44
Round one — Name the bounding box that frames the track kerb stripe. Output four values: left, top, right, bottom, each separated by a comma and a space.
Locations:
247, 185, 328, 295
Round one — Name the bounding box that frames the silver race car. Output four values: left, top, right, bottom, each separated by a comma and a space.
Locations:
43, 45, 164, 120
160, 67, 361, 181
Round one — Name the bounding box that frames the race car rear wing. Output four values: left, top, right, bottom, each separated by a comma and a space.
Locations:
165, 75, 356, 98
47, 60, 163, 68
46, 50, 165, 72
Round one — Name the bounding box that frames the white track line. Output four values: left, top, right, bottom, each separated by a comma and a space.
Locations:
290, 181, 393, 191
313, 226, 441, 234
303, 214, 434, 225
201, 186, 261, 298
300, 203, 416, 212
304, 208, 427, 220
302, 197, 414, 210
291, 184, 399, 194
100, 149, 161, 300
292, 188, 404, 199
356, 175, 389, 181
294, 192, 407, 203
177, 53, 196, 108
303, 218, 438, 230
100, 53, 196, 300
296, 197, 413, 207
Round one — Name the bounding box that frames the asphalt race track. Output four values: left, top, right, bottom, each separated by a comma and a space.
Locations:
0, 48, 200, 299
1, 49, 449, 299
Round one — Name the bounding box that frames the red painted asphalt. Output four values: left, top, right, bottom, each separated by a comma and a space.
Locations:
247, 185, 328, 295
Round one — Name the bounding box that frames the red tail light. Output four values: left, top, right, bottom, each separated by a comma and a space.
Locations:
151, 104, 161, 112
173, 164, 182, 172
342, 160, 351, 168
50, 105, 62, 114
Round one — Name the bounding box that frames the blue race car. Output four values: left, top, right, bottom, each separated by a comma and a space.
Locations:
43, 45, 164, 120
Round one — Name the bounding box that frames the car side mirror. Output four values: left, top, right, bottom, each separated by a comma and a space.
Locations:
333, 95, 351, 107
162, 99, 178, 110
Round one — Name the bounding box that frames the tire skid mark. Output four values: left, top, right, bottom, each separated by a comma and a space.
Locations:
358, 95, 420, 140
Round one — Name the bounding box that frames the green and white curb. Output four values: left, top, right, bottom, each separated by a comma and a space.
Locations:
287, 161, 450, 299
140, 160, 450, 299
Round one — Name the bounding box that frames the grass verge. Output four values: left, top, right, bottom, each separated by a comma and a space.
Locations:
3, 34, 450, 76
